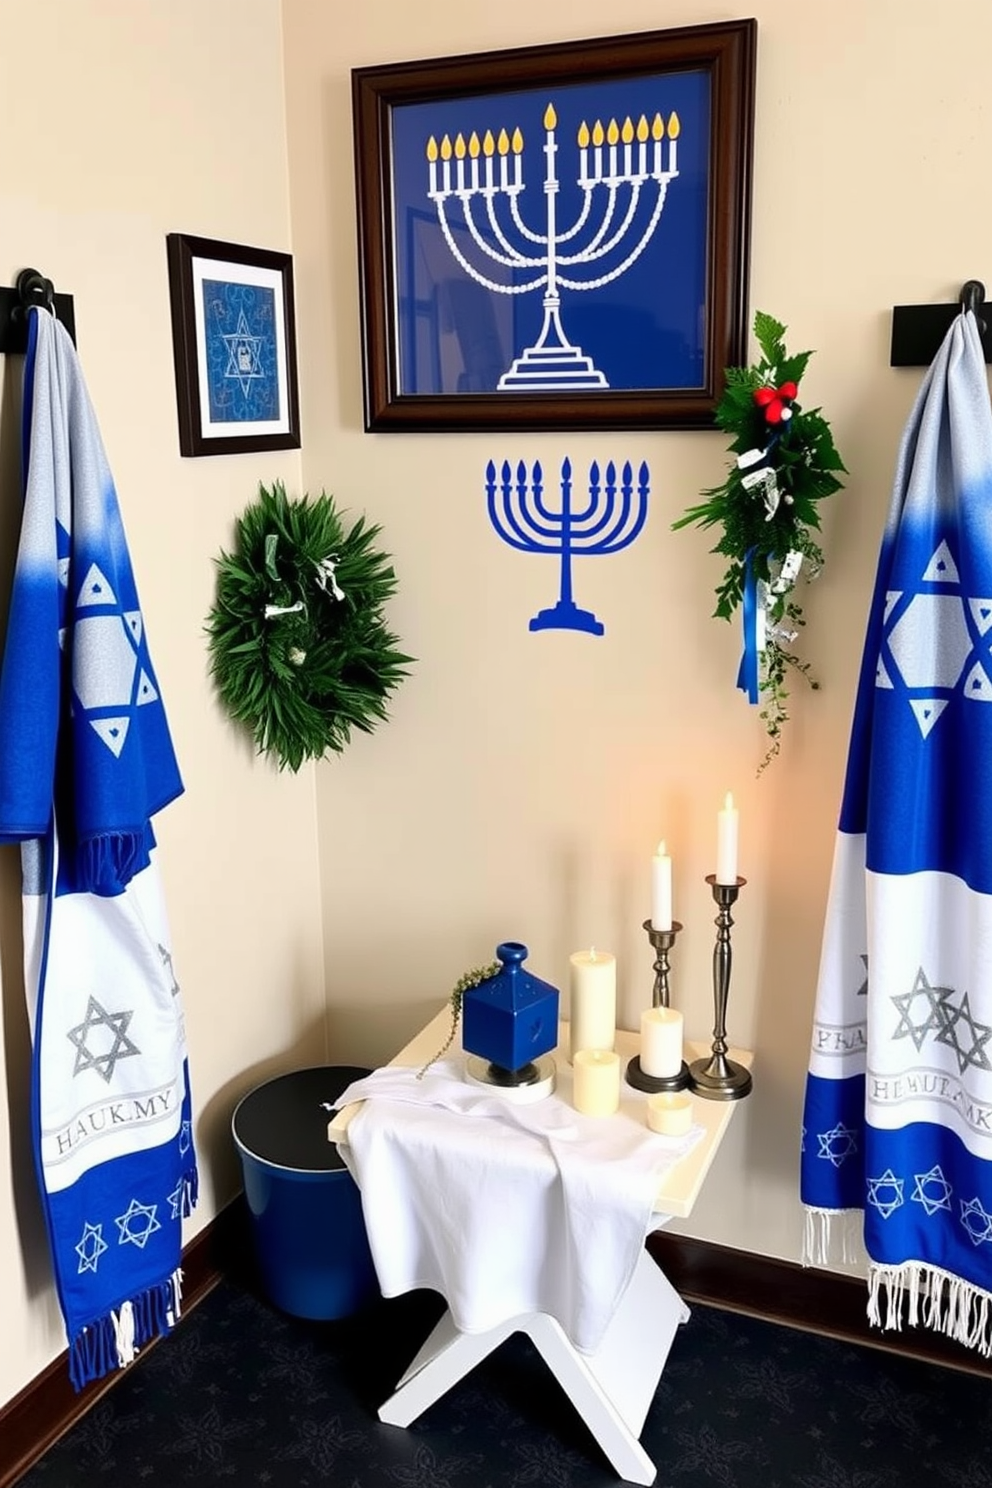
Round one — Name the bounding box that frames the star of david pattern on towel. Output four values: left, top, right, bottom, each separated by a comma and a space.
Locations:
890, 967, 992, 1073
61, 550, 160, 759
222, 310, 264, 397
817, 1121, 859, 1167
115, 1199, 161, 1249
960, 1196, 992, 1245
912, 1165, 953, 1215
179, 1120, 192, 1157
867, 1169, 905, 1218
877, 539, 992, 737
75, 1222, 108, 1274
67, 996, 140, 1083
158, 944, 180, 996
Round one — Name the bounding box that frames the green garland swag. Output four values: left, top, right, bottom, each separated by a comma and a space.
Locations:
206, 482, 413, 772
673, 312, 846, 769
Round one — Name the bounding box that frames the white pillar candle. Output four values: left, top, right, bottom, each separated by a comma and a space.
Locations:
568, 948, 616, 1061
647, 1091, 692, 1136
572, 1049, 621, 1116
651, 840, 673, 931
716, 791, 739, 885
640, 1006, 684, 1078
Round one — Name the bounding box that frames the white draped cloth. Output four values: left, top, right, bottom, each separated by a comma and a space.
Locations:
336, 1059, 702, 1354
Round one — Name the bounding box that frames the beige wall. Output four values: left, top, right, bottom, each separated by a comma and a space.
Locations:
3, 0, 991, 1418
283, 0, 992, 1266
0, 1, 326, 1406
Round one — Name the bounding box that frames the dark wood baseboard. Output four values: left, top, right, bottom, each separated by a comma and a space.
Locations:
0, 1201, 244, 1488
647, 1231, 992, 1379
4, 1218, 989, 1487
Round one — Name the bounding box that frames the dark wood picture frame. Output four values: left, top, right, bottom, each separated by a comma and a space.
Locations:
352, 20, 756, 433
165, 233, 301, 457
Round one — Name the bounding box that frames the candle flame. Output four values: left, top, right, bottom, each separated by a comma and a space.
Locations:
577, 120, 590, 147
621, 115, 634, 143
651, 112, 664, 140
426, 135, 438, 162
440, 133, 453, 160
656, 840, 667, 856
667, 110, 681, 139
544, 102, 557, 129
607, 117, 620, 145
592, 119, 605, 147
636, 114, 650, 142
483, 128, 495, 156
468, 130, 481, 158
497, 127, 510, 155
454, 132, 466, 159
724, 792, 734, 810
511, 126, 524, 154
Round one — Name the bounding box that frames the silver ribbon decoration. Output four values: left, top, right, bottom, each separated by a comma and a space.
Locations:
756, 550, 805, 650
738, 446, 794, 521
315, 555, 345, 602
263, 599, 305, 619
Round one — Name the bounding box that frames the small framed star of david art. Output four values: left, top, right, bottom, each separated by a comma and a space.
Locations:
166, 233, 301, 456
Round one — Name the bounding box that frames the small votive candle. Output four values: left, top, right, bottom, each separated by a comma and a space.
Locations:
647, 1091, 693, 1137
640, 1006, 684, 1078
572, 1049, 621, 1116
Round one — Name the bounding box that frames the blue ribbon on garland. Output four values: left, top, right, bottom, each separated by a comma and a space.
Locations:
736, 547, 760, 704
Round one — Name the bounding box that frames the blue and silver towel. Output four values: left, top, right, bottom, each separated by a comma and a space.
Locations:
0, 308, 195, 1388
801, 311, 992, 1351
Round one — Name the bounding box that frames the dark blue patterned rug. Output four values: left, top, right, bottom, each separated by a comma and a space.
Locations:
18, 1270, 992, 1487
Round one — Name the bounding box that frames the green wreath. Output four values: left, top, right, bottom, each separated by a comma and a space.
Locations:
206, 482, 413, 771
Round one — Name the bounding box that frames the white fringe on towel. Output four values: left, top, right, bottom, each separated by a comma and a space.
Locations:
802, 1205, 862, 1267
867, 1262, 992, 1357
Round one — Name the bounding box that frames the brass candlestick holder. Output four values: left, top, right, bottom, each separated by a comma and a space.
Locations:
689, 876, 753, 1101
625, 919, 690, 1093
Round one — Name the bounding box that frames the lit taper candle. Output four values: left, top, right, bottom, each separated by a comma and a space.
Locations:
651, 840, 673, 931
716, 792, 739, 884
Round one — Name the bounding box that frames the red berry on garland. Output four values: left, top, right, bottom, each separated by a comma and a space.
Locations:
754, 380, 799, 426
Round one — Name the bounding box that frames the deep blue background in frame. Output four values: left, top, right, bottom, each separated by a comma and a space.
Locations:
390, 69, 711, 396
201, 279, 281, 425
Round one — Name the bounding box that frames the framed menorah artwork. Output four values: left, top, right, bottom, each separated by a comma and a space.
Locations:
352, 19, 757, 433
165, 233, 301, 457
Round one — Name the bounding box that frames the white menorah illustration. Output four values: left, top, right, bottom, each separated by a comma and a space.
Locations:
426, 102, 680, 391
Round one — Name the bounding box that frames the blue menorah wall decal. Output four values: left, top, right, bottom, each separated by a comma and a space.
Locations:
486, 456, 650, 635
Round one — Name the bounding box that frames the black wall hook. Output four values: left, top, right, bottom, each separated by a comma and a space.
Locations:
0, 267, 76, 354
891, 280, 991, 366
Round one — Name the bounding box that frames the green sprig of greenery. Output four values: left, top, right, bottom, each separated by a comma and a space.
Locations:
418, 961, 501, 1079
206, 482, 413, 772
673, 312, 845, 769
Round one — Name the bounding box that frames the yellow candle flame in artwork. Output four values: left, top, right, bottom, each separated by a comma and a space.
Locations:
577, 120, 590, 147
511, 126, 524, 154
607, 117, 620, 145
668, 111, 681, 139
544, 102, 557, 130
652, 112, 665, 140
592, 119, 605, 146
483, 128, 495, 156
440, 133, 453, 159
426, 136, 438, 161
454, 132, 466, 158
497, 127, 510, 155
468, 130, 481, 157
621, 115, 634, 143
637, 114, 650, 142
